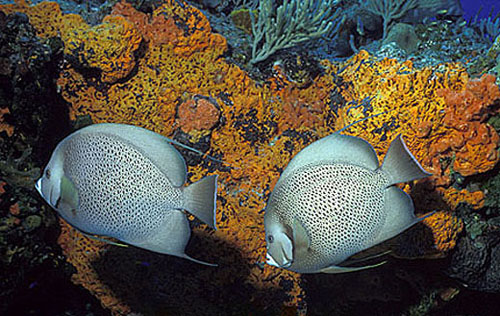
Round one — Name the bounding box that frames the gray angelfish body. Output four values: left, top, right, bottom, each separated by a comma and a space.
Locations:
36, 123, 218, 265
264, 133, 431, 274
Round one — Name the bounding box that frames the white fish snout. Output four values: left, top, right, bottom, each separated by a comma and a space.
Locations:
35, 178, 42, 194
266, 253, 279, 267
266, 253, 292, 268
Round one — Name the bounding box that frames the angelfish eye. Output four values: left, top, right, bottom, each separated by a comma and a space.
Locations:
45, 169, 51, 179
268, 235, 274, 243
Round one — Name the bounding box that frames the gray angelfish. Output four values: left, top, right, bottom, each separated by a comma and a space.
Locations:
36, 123, 218, 265
264, 133, 431, 273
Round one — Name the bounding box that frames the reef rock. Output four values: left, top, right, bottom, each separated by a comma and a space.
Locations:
447, 229, 500, 292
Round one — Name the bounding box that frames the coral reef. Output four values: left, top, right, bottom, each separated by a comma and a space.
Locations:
437, 74, 500, 177
422, 211, 464, 252
3, 0, 500, 315
442, 187, 485, 210
176, 95, 221, 135
0, 8, 107, 315
482, 165, 500, 217
64, 14, 142, 83
445, 199, 500, 293
0, 8, 69, 159
0, 1, 82, 38
0, 108, 13, 137
331, 52, 500, 201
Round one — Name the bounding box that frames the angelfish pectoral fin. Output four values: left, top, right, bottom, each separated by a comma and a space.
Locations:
290, 218, 311, 266
319, 261, 387, 274
292, 218, 310, 250
57, 175, 79, 211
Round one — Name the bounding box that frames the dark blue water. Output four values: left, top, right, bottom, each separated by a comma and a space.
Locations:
462, 0, 499, 20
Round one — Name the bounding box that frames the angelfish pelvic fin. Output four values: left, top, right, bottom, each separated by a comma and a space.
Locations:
81, 231, 129, 247
343, 250, 392, 266
319, 261, 387, 274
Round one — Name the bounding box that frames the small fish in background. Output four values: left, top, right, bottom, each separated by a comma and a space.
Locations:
264, 133, 431, 273
35, 123, 218, 266
401, 0, 464, 24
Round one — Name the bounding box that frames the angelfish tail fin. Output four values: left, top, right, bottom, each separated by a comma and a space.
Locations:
183, 175, 218, 229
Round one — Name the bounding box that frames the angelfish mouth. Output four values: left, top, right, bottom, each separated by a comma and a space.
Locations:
266, 253, 292, 268
35, 178, 53, 205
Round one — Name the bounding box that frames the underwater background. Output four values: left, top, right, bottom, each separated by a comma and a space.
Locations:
2, 0, 500, 315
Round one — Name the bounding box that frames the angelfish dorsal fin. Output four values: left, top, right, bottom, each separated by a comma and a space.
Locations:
280, 133, 380, 180
293, 218, 311, 250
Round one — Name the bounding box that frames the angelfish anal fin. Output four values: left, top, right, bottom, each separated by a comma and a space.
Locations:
292, 218, 311, 251
319, 261, 387, 274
